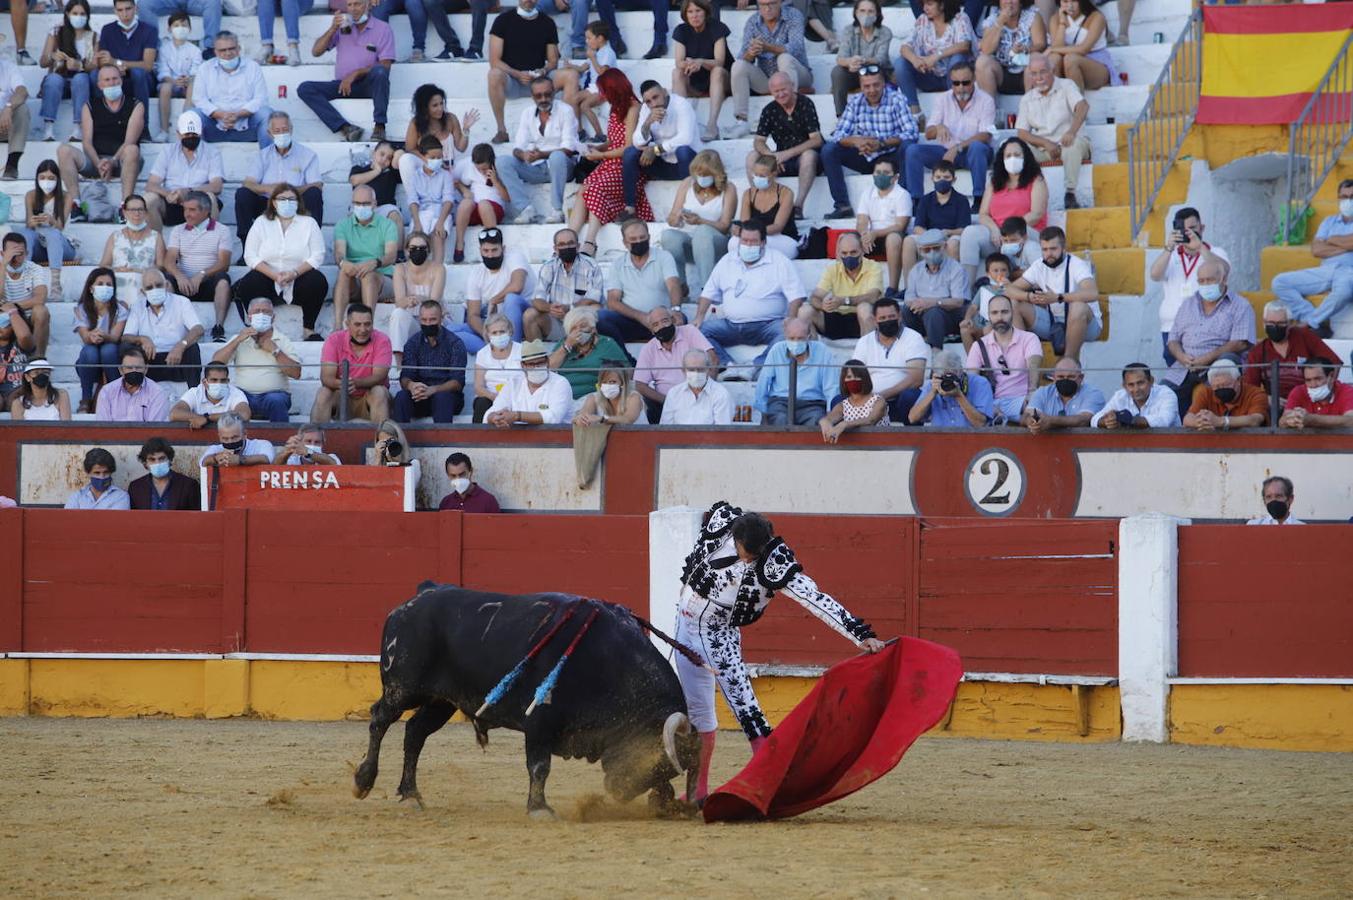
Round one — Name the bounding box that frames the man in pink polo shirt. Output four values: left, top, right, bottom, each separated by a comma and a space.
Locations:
297, 0, 396, 143
633, 305, 716, 424
312, 303, 393, 422
966, 293, 1042, 422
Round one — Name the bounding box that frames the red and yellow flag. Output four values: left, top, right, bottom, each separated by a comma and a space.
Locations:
1197, 5, 1353, 125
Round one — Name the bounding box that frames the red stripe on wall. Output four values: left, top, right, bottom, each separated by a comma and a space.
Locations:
1197, 93, 1315, 125
1203, 5, 1353, 36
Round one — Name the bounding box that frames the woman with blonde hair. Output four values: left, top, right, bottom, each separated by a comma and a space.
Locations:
573, 360, 644, 426
372, 420, 423, 486
661, 149, 738, 298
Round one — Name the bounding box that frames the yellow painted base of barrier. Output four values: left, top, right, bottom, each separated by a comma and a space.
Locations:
1169, 684, 1353, 752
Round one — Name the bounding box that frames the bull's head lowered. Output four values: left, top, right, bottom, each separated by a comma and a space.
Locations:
601, 712, 701, 815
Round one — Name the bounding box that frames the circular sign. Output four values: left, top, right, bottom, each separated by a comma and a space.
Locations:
964, 449, 1026, 517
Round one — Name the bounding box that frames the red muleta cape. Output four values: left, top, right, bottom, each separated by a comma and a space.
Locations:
703, 637, 962, 822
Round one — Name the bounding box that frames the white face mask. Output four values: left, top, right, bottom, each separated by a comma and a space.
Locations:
171, 24, 190, 40
526, 367, 549, 385
272, 132, 293, 150
69, 13, 88, 28
205, 382, 229, 401
599, 382, 621, 399
685, 370, 708, 389
145, 287, 166, 306
1003, 154, 1025, 175
38, 178, 58, 194
518, 1, 539, 17
1308, 383, 1332, 402
450, 476, 471, 494
489, 332, 512, 350
695, 174, 715, 188
1341, 198, 1353, 219
250, 312, 274, 331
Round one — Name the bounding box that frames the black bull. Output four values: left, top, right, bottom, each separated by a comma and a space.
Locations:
353, 582, 701, 817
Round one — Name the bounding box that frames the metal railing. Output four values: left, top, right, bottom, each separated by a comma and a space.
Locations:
1284, 31, 1353, 242
1126, 8, 1204, 242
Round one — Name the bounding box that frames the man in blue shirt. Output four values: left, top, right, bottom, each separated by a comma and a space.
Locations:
235, 111, 324, 245
1271, 178, 1353, 338
1021, 357, 1105, 432
394, 300, 468, 423
907, 349, 994, 427
753, 317, 836, 425
94, 0, 159, 108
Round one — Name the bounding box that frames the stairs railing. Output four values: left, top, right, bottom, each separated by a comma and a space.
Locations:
1126, 8, 1203, 242
1284, 31, 1353, 239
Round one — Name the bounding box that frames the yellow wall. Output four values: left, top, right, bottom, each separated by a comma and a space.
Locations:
1169, 684, 1353, 752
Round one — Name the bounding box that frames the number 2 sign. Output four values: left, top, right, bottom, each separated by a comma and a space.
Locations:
964, 449, 1026, 516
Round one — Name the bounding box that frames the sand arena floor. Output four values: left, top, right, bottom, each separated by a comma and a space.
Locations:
2, 718, 1350, 898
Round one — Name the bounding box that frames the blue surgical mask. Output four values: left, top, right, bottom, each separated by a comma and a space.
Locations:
517, 2, 539, 17
1198, 283, 1223, 302
751, 175, 770, 190
1000, 241, 1022, 257
739, 243, 762, 263
90, 475, 113, 491
148, 460, 171, 478
355, 12, 368, 23
272, 132, 293, 150
220, 55, 241, 70
696, 174, 714, 188
276, 199, 299, 219
93, 284, 116, 301
69, 13, 88, 28
1341, 198, 1353, 219
0, 313, 10, 330
785, 339, 807, 356
352, 204, 373, 222
102, 84, 123, 102
126, 217, 148, 231
145, 287, 166, 306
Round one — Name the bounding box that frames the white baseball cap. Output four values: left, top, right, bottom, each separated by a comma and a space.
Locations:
177, 110, 203, 136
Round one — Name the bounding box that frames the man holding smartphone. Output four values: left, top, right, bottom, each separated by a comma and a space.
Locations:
1148, 206, 1228, 364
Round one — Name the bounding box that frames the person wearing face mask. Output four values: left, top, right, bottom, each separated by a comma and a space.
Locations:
95, 343, 171, 421
662, 150, 738, 300
731, 154, 800, 260
1246, 477, 1305, 527
99, 195, 165, 305
854, 158, 911, 296
574, 360, 644, 426
236, 111, 325, 250
38, 0, 98, 143
472, 314, 523, 423
547, 306, 628, 400
313, 303, 393, 424
904, 159, 972, 276
57, 64, 145, 223
602, 218, 684, 347
128, 437, 201, 511
9, 359, 72, 421
804, 231, 881, 340
1182, 358, 1268, 432
0, 303, 36, 411
753, 317, 835, 426
123, 266, 205, 387
819, 359, 888, 443
277, 423, 343, 466
485, 339, 575, 427
821, 68, 919, 220
1271, 179, 1353, 339
525, 228, 604, 343
170, 361, 251, 429
1, 233, 52, 358
850, 295, 930, 423
202, 412, 275, 468
298, 0, 396, 143
1161, 258, 1253, 416
73, 268, 130, 414
93, 0, 157, 109
659, 349, 733, 425
903, 228, 970, 351
437, 452, 501, 512
16, 162, 78, 297
404, 136, 457, 267
154, 13, 202, 144
499, 75, 580, 226
164, 191, 234, 342
1244, 302, 1336, 405
465, 228, 536, 348
334, 184, 400, 329
145, 110, 224, 231
831, 0, 893, 117
1021, 356, 1104, 433
140, 0, 220, 68
975, 0, 1046, 99
634, 306, 717, 424
236, 186, 329, 341
960, 136, 1047, 282
1280, 357, 1353, 431
1014, 53, 1090, 211
211, 296, 301, 423
186, 32, 272, 148
393, 300, 468, 424
904, 61, 995, 207
65, 448, 131, 510
391, 234, 451, 360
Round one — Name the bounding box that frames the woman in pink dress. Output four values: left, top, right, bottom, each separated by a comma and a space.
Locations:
569, 68, 653, 256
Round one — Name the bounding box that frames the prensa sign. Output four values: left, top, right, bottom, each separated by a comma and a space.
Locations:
204, 466, 414, 511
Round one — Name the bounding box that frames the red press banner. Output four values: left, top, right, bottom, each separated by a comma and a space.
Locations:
206, 466, 413, 511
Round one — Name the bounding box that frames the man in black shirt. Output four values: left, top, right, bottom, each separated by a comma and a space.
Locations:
903, 158, 970, 275
748, 71, 822, 215
487, 0, 563, 143
56, 65, 145, 220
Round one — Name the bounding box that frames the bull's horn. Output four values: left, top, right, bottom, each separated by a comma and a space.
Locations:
662, 712, 691, 771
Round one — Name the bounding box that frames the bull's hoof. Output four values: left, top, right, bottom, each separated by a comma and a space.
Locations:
398, 791, 425, 811
528, 805, 557, 821
353, 784, 371, 800
353, 763, 377, 799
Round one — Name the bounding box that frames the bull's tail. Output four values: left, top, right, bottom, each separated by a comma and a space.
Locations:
629, 612, 707, 670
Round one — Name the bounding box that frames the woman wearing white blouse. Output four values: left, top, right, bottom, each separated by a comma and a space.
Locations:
471, 313, 522, 423
233, 185, 330, 340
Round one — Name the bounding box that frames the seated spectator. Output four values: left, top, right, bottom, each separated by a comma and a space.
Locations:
855, 157, 911, 295
1, 233, 52, 357
851, 295, 929, 422
129, 436, 201, 510
1247, 476, 1303, 526
236, 112, 325, 251
349, 141, 406, 250
804, 231, 881, 340
405, 135, 456, 265
1090, 362, 1179, 429
602, 219, 684, 344
791, 0, 838, 51
662, 150, 737, 298
574, 360, 645, 425
472, 314, 522, 423
499, 76, 578, 225
554, 20, 618, 136
187, 33, 271, 147
99, 195, 165, 301
635, 306, 717, 424
1046, 0, 1113, 91
526, 228, 604, 342
313, 304, 392, 423
154, 12, 201, 143
123, 267, 204, 387
821, 68, 918, 219
624, 80, 702, 210
671, 0, 732, 142
1149, 206, 1230, 361
1244, 302, 1336, 405
486, 339, 574, 427
1022, 356, 1105, 432
960, 252, 1011, 351
960, 137, 1047, 280
38, 0, 98, 142
334, 184, 399, 329
465, 227, 535, 348
1016, 54, 1090, 210
16, 162, 77, 296
1006, 226, 1101, 361
903, 229, 970, 350
396, 85, 474, 186
754, 318, 836, 425
1279, 357, 1353, 431
452, 144, 512, 262
73, 268, 130, 414
908, 349, 994, 427
57, 65, 145, 223
140, 0, 219, 67
394, 301, 468, 423
904, 61, 994, 206
726, 0, 813, 139
1163, 258, 1253, 414
992, 215, 1042, 273
275, 423, 343, 465
570, 70, 650, 253
696, 221, 806, 369
0, 304, 35, 411
749, 72, 823, 211
145, 111, 224, 231
163, 191, 233, 342
235, 185, 328, 341
170, 360, 250, 429
439, 452, 502, 512
94, 0, 157, 108
1183, 358, 1268, 432
1271, 179, 1353, 338
9, 359, 72, 421
388, 234, 445, 363
484, 0, 566, 145
65, 447, 131, 509
831, 0, 893, 116
298, 0, 395, 143
202, 412, 274, 467
96, 343, 170, 421
976, 0, 1046, 97
819, 358, 888, 442
371, 421, 419, 486
549, 307, 628, 400
211, 297, 301, 423
895, 0, 975, 121
660, 349, 734, 424
904, 159, 971, 274
966, 293, 1040, 421
731, 155, 799, 260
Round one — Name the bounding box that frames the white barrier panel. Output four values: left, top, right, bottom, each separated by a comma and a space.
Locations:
1118, 513, 1186, 743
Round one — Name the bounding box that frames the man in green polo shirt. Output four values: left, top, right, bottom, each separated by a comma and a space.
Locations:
333, 184, 399, 329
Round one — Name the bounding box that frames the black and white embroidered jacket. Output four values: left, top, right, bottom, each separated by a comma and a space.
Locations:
679, 500, 877, 643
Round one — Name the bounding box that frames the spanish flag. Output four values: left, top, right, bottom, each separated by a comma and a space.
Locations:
1197, 5, 1353, 125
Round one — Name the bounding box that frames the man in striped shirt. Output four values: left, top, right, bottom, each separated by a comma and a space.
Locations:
2, 233, 50, 358
165, 190, 234, 342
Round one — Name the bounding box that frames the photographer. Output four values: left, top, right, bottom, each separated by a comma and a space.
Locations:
908, 350, 994, 427
1148, 206, 1228, 364
371, 420, 420, 478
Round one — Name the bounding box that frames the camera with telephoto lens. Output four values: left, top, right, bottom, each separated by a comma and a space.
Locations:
939, 373, 961, 394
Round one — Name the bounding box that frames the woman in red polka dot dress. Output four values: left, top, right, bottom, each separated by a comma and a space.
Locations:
569, 68, 653, 254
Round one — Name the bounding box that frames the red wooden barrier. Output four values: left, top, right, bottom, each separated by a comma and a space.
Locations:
1177, 525, 1353, 678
